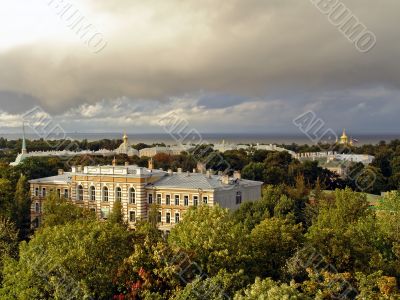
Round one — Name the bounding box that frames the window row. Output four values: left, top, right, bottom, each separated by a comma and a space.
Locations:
75, 186, 136, 203
34, 187, 69, 199
148, 194, 209, 206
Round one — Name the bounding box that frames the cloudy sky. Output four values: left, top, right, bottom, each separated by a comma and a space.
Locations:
0, 0, 399, 134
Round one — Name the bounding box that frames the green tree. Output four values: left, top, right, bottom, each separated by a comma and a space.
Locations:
42, 192, 95, 228
0, 217, 19, 281
306, 189, 380, 273
0, 178, 13, 219
115, 225, 182, 299
242, 162, 265, 181
234, 278, 309, 300
173, 270, 246, 300
14, 174, 31, 239
248, 217, 303, 279
356, 271, 400, 299
1, 221, 133, 299
168, 206, 248, 276
231, 185, 286, 231
109, 199, 125, 226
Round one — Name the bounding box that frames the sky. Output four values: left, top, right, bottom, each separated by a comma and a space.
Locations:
0, 0, 399, 135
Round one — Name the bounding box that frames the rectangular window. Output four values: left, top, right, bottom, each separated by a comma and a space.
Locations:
175, 195, 180, 206
203, 196, 208, 205
64, 189, 69, 199
35, 202, 40, 213
175, 213, 180, 223
166, 195, 171, 205
157, 194, 162, 205
42, 188, 46, 197
158, 212, 162, 223
184, 195, 189, 206
236, 191, 242, 205
35, 187, 39, 197
57, 189, 61, 198
129, 211, 136, 223
166, 212, 171, 224
193, 196, 199, 206
148, 194, 153, 204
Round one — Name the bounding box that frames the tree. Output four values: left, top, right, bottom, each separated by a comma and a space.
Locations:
42, 193, 95, 228
115, 224, 183, 299
305, 188, 379, 273
248, 217, 303, 279
173, 270, 246, 300
1, 221, 133, 299
109, 199, 125, 226
242, 162, 264, 181
231, 185, 286, 231
168, 206, 248, 276
14, 174, 31, 239
356, 271, 400, 299
0, 218, 19, 282
234, 278, 309, 300
0, 178, 13, 219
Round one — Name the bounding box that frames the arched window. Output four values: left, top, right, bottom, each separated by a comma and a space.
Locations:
175, 213, 180, 224
115, 187, 122, 201
90, 186, 96, 201
103, 186, 109, 202
35, 202, 40, 213
129, 188, 136, 204
77, 185, 83, 201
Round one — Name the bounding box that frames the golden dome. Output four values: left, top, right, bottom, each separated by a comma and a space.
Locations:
340, 129, 348, 139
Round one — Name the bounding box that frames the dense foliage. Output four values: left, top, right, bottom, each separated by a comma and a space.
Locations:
0, 186, 397, 299
0, 139, 399, 298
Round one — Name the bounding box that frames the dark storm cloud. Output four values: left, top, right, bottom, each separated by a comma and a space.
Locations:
0, 0, 399, 132
0, 91, 41, 114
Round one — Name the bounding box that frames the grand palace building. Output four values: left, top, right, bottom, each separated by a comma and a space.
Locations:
29, 162, 263, 231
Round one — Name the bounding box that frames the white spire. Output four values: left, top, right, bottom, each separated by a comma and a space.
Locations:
21, 122, 27, 154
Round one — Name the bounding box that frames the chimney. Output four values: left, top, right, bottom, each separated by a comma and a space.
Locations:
197, 162, 206, 174
125, 161, 129, 167
167, 169, 173, 175
58, 169, 64, 175
206, 170, 211, 178
112, 157, 117, 166
177, 168, 182, 174
221, 174, 230, 185
233, 171, 241, 180
193, 168, 196, 173
77, 165, 83, 172
148, 158, 154, 170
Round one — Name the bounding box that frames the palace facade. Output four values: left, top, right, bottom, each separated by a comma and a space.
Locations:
29, 163, 262, 231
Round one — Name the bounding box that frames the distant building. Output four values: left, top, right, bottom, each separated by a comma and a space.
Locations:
114, 133, 139, 156
139, 145, 192, 158
294, 152, 374, 165
28, 163, 262, 231
10, 130, 139, 166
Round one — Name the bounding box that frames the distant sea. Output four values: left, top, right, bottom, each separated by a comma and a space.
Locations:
1, 132, 399, 146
